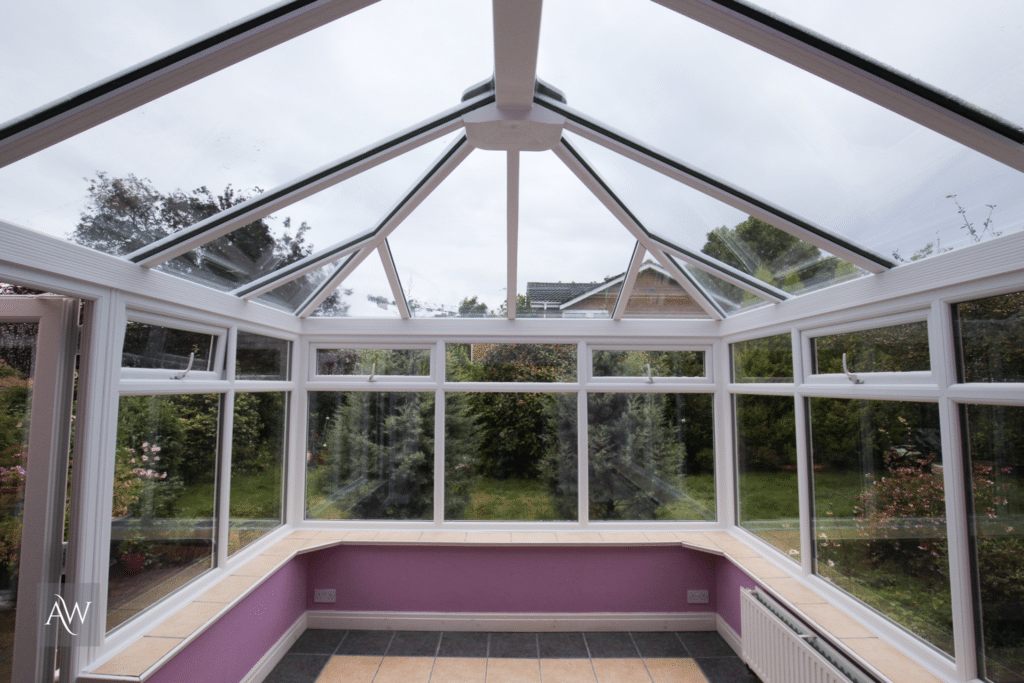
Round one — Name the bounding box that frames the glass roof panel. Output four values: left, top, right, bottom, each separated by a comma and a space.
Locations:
622, 262, 711, 320
387, 150, 507, 318
517, 150, 635, 319
256, 263, 339, 314
686, 264, 765, 316
538, 0, 1024, 265
312, 249, 398, 318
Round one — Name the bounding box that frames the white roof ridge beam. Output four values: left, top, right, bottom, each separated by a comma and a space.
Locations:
129, 97, 489, 266
0, 0, 381, 167
552, 140, 726, 321
652, 0, 1024, 173
612, 242, 647, 320
378, 240, 410, 319
535, 95, 892, 273
492, 0, 543, 111
507, 150, 520, 319
296, 251, 361, 317
236, 134, 472, 301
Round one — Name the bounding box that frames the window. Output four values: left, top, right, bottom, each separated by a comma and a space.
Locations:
121, 319, 221, 378
954, 290, 1024, 383
812, 321, 930, 374
732, 334, 793, 383
236, 331, 291, 381
228, 392, 286, 553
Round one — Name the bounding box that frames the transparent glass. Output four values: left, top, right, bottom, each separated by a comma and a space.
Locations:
445, 392, 577, 521
813, 321, 930, 374
735, 394, 799, 558
962, 404, 1024, 682
446, 343, 577, 382
311, 251, 397, 318
228, 392, 285, 555
589, 393, 714, 521
107, 394, 219, 631
622, 265, 712, 319
256, 263, 341, 315
810, 398, 951, 655
315, 348, 430, 377
305, 392, 433, 520
122, 321, 216, 372
732, 334, 793, 383
955, 290, 1024, 383
592, 350, 704, 378
235, 331, 290, 381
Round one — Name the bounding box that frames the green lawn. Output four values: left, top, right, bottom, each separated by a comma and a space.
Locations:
460, 478, 566, 521
173, 468, 280, 519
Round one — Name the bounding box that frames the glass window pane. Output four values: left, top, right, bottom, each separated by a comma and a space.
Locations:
589, 393, 714, 521
955, 290, 1024, 383
811, 398, 951, 655
623, 263, 712, 319
122, 321, 216, 372
813, 321, 930, 374
229, 392, 285, 555
732, 334, 793, 383
735, 394, 799, 558
235, 331, 290, 381
315, 348, 430, 377
446, 343, 577, 383
108, 394, 219, 632
445, 392, 577, 521
306, 392, 433, 521
592, 350, 704, 378
963, 404, 1024, 682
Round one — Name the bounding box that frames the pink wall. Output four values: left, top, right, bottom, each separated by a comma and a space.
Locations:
714, 556, 761, 635
305, 545, 719, 613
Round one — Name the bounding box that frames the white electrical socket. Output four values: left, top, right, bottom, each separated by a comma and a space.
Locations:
313, 589, 336, 603
687, 589, 709, 604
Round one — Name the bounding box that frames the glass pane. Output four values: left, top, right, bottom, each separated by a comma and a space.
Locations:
813, 321, 930, 374
963, 404, 1024, 682
122, 321, 216, 371
0, 322, 37, 679
229, 392, 285, 555
732, 334, 793, 383
235, 331, 290, 381
306, 392, 433, 520
811, 398, 951, 655
589, 393, 714, 521
256, 263, 342, 314
108, 394, 219, 631
445, 392, 577, 521
446, 343, 577, 383
592, 350, 704, 378
312, 250, 397, 318
735, 394, 799, 558
623, 263, 713, 319
315, 348, 430, 377
955, 290, 1024, 383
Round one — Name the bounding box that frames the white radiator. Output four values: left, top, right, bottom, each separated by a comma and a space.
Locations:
741, 588, 869, 683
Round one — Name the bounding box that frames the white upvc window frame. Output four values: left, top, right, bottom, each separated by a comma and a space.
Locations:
307, 340, 436, 384
119, 310, 227, 382
588, 342, 714, 385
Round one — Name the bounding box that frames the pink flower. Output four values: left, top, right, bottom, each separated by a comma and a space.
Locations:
141, 455, 148, 462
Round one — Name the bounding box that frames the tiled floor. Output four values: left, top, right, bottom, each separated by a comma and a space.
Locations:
263, 630, 763, 683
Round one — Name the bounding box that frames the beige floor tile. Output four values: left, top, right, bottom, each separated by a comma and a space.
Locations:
486, 658, 541, 683
92, 636, 181, 676
233, 554, 285, 577
145, 601, 223, 638
288, 529, 320, 539
193, 574, 259, 603
261, 538, 310, 556
510, 532, 557, 544
760, 577, 826, 605
591, 658, 653, 683
430, 657, 487, 683
644, 658, 707, 683
599, 532, 649, 544
540, 658, 597, 682
344, 530, 380, 541
643, 532, 682, 543
465, 532, 512, 544
731, 556, 789, 579
674, 533, 722, 553
419, 531, 465, 543
555, 532, 604, 544
839, 638, 945, 683
374, 656, 434, 683
796, 603, 876, 638
378, 531, 424, 542
316, 655, 382, 683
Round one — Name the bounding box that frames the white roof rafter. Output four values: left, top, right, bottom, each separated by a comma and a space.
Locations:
492, 0, 543, 112
613, 243, 647, 320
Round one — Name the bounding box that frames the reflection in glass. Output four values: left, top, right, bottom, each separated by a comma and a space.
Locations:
122, 321, 216, 371
107, 394, 219, 631
735, 394, 799, 558
955, 290, 1024, 383
814, 322, 929, 374
623, 263, 711, 319
256, 263, 346, 315
235, 331, 290, 381
811, 398, 951, 655
229, 392, 286, 555
446, 343, 577, 383
732, 334, 793, 383
316, 348, 430, 376
963, 404, 1024, 682
589, 393, 714, 521
445, 392, 577, 521
592, 350, 703, 378
306, 392, 433, 520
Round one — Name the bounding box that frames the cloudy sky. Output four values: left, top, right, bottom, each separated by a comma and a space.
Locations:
1, 0, 1021, 317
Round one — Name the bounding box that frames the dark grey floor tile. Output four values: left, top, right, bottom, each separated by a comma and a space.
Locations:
677, 631, 735, 658
438, 631, 489, 657
538, 632, 589, 658
262, 653, 330, 683
335, 630, 394, 656
386, 630, 442, 656
584, 632, 640, 658
489, 632, 539, 658
695, 657, 762, 683
630, 632, 689, 658
289, 629, 346, 655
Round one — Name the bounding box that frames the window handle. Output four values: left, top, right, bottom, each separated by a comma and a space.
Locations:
842, 353, 863, 384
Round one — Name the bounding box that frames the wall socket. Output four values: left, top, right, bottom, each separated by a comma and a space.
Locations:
313, 589, 336, 603
687, 589, 709, 604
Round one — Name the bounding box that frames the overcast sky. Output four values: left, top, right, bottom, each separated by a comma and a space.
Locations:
1, 0, 1021, 317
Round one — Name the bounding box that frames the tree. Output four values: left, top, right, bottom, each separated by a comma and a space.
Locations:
458, 296, 490, 318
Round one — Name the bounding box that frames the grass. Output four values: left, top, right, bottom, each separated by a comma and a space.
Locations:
173, 468, 280, 519
459, 477, 567, 521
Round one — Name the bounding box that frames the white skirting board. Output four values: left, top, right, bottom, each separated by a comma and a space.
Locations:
241, 612, 307, 683
304, 611, 717, 633
716, 614, 742, 658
